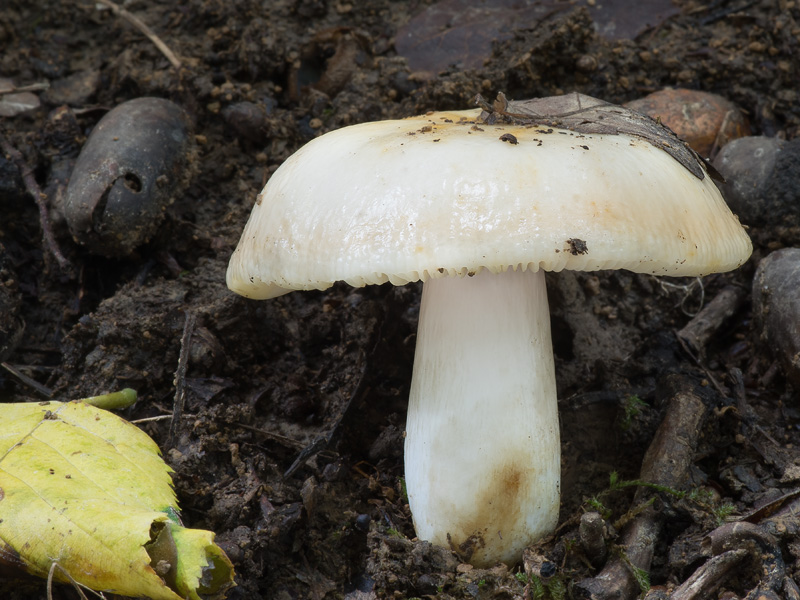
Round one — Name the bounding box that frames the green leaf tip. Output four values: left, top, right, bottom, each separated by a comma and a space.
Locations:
81, 387, 138, 410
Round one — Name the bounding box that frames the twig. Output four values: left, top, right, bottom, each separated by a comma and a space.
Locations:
0, 82, 50, 94
709, 110, 737, 160
0, 134, 74, 275
232, 421, 306, 451
659, 511, 798, 599
669, 548, 749, 600
730, 367, 781, 447
675, 333, 726, 396
167, 311, 196, 448
785, 577, 800, 600
47, 561, 98, 600
93, 0, 182, 69
574, 379, 707, 600
131, 414, 175, 424
282, 369, 368, 478
705, 521, 786, 598
677, 285, 747, 356
1, 362, 53, 398
745, 488, 800, 523
283, 307, 385, 478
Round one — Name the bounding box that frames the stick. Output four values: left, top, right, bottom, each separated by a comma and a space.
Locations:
232, 421, 306, 451
668, 549, 749, 600
704, 521, 786, 598
574, 381, 707, 600
131, 414, 174, 424
283, 309, 385, 478
677, 285, 747, 356
93, 0, 182, 69
47, 561, 93, 600
1, 362, 56, 398
0, 82, 50, 94
167, 311, 196, 448
0, 134, 74, 275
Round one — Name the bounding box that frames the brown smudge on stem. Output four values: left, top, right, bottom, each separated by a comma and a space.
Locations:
448, 461, 532, 564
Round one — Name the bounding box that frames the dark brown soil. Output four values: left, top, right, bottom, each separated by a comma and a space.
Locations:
1, 1, 799, 599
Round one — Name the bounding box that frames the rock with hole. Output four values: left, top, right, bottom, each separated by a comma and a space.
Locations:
64, 97, 195, 256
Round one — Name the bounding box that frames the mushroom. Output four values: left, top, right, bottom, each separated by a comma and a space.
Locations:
226, 93, 752, 567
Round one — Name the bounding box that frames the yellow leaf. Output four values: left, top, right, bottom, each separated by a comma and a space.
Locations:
0, 398, 235, 599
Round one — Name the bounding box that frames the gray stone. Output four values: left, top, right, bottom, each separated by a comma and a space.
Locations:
713, 136, 800, 228
752, 248, 800, 388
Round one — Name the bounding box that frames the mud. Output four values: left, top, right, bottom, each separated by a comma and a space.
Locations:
1, 1, 799, 598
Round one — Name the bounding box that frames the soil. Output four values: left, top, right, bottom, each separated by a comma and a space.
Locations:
1, 1, 799, 599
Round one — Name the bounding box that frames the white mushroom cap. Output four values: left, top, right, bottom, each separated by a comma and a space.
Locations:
226, 108, 752, 298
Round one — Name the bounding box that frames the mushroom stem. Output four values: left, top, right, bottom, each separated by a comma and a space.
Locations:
404, 267, 560, 567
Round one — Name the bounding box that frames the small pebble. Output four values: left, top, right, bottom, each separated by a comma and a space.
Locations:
221, 101, 268, 143
0, 78, 39, 117
42, 69, 100, 107
354, 513, 371, 532
625, 88, 750, 157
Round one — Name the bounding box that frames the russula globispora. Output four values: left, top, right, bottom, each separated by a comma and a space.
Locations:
227, 93, 752, 567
